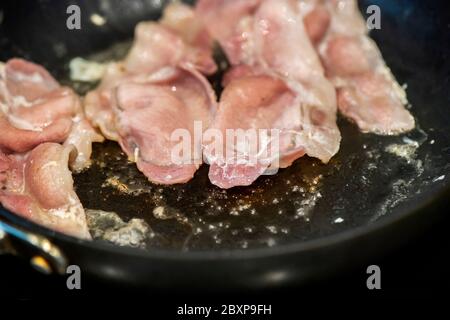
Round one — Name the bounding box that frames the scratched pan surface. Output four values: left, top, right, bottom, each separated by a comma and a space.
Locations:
0, 0, 449, 289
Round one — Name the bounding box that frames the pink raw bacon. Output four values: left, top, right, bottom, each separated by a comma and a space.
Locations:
113, 67, 216, 185
303, 0, 415, 134
0, 58, 103, 171
205, 71, 303, 189
85, 3, 218, 185
197, 0, 341, 188
122, 2, 217, 76
0, 143, 91, 239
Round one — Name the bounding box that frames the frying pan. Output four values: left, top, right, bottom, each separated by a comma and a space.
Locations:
0, 0, 449, 290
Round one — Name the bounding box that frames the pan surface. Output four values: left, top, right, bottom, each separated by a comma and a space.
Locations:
0, 0, 449, 288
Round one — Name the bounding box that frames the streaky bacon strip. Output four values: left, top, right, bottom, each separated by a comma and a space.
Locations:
195, 0, 263, 65
84, 63, 187, 143
0, 143, 91, 239
0, 59, 101, 238
113, 67, 216, 185
205, 70, 303, 188
197, 0, 341, 188
253, 0, 341, 162
160, 2, 214, 50
0, 58, 103, 170
3, 58, 59, 101
85, 3, 218, 185
160, 1, 217, 75
125, 2, 217, 76
85, 2, 217, 144
0, 114, 72, 153
303, 0, 415, 134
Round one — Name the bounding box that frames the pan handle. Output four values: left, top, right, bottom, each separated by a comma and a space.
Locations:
0, 220, 68, 275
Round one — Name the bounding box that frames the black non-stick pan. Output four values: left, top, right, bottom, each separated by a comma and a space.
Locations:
0, 0, 449, 290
